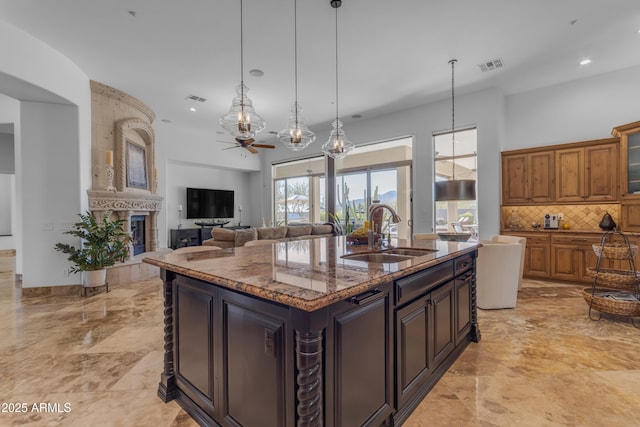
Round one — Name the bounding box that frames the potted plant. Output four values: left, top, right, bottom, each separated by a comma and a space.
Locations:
54, 210, 129, 287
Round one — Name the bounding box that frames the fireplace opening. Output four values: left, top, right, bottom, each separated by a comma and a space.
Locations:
130, 215, 146, 255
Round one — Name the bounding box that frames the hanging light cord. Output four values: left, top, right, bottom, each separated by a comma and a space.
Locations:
334, 5, 339, 126
293, 0, 299, 127
450, 59, 457, 180
240, 0, 245, 119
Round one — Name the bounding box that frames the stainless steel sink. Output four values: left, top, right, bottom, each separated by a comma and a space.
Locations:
382, 247, 438, 256
341, 253, 413, 263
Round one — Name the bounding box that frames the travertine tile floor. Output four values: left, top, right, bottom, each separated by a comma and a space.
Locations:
0, 255, 639, 426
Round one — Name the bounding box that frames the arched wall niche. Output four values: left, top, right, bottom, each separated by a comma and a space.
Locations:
114, 118, 156, 193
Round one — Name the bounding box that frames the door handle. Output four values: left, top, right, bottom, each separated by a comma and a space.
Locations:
350, 289, 382, 305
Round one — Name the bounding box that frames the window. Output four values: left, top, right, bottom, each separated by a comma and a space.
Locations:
273, 157, 324, 226
434, 128, 478, 239
272, 137, 413, 238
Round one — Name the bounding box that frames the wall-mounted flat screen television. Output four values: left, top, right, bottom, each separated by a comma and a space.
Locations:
186, 188, 234, 219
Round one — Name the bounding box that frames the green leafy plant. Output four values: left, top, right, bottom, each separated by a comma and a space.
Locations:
54, 211, 129, 273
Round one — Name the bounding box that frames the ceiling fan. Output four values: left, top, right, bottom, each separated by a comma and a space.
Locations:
218, 138, 275, 154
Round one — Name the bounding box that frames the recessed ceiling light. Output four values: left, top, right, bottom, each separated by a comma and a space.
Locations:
249, 69, 264, 77
161, 119, 172, 123
189, 107, 197, 112
579, 58, 591, 66
352, 114, 362, 119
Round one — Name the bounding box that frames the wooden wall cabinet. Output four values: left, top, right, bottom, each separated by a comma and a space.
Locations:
502, 151, 554, 204
555, 142, 618, 202
502, 138, 619, 205
612, 120, 640, 199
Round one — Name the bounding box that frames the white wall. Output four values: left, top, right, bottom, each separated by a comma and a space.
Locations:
0, 131, 15, 240
262, 87, 505, 240
155, 122, 260, 247
0, 20, 91, 286
165, 161, 252, 245
21, 102, 83, 287
505, 65, 640, 150
0, 95, 19, 250
0, 131, 14, 172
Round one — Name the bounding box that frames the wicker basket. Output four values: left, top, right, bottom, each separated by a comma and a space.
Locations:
586, 267, 640, 290
581, 288, 640, 317
592, 243, 639, 260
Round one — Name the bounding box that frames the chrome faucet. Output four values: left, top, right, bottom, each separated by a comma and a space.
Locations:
367, 203, 402, 250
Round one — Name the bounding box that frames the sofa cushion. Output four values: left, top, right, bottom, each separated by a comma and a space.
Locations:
287, 224, 313, 237
235, 228, 258, 247
311, 224, 334, 235
257, 226, 287, 240
202, 238, 234, 249
212, 228, 235, 242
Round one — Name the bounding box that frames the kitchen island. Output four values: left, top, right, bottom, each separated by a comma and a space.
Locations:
143, 236, 481, 426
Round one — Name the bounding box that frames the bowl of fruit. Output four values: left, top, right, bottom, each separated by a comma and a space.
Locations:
346, 226, 369, 245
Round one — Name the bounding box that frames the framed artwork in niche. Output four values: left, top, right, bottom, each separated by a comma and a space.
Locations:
126, 141, 148, 189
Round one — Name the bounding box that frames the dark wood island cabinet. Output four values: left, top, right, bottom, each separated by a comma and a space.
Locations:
144, 237, 480, 426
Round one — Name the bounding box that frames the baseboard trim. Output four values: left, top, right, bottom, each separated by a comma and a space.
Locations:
21, 284, 83, 298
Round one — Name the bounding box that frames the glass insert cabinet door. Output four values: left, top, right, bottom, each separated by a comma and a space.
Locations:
612, 120, 640, 197
627, 131, 640, 194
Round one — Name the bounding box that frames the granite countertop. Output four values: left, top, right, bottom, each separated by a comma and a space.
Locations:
143, 236, 480, 312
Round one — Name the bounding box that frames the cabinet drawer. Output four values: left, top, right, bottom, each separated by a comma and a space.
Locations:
395, 260, 453, 306
551, 234, 601, 245
454, 253, 475, 276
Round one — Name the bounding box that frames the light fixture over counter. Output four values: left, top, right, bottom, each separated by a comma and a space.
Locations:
219, 0, 266, 141
277, 0, 315, 151
321, 0, 354, 160
434, 59, 476, 201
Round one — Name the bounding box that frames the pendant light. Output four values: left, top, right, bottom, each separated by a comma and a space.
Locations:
277, 0, 316, 151
321, 0, 354, 160
434, 59, 476, 201
219, 0, 266, 141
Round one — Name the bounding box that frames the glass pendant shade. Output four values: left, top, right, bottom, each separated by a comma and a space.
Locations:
277, 102, 316, 151
322, 119, 354, 160
219, 83, 266, 140
434, 179, 476, 201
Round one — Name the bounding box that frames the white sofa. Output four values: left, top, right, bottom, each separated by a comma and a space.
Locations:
476, 235, 526, 309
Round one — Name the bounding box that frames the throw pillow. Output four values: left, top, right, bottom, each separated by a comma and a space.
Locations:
257, 226, 287, 240
212, 228, 235, 241
235, 228, 258, 247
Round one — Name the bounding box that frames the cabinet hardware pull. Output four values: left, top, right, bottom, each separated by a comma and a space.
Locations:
350, 289, 381, 305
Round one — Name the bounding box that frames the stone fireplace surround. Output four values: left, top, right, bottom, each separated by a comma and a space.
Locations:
88, 81, 163, 254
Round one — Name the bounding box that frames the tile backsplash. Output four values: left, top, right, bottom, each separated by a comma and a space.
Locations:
501, 204, 620, 231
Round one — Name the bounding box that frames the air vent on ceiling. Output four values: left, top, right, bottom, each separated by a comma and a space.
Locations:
477, 58, 504, 72
186, 95, 207, 102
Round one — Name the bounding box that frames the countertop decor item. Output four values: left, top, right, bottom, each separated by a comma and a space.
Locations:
438, 232, 472, 242
598, 211, 616, 231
